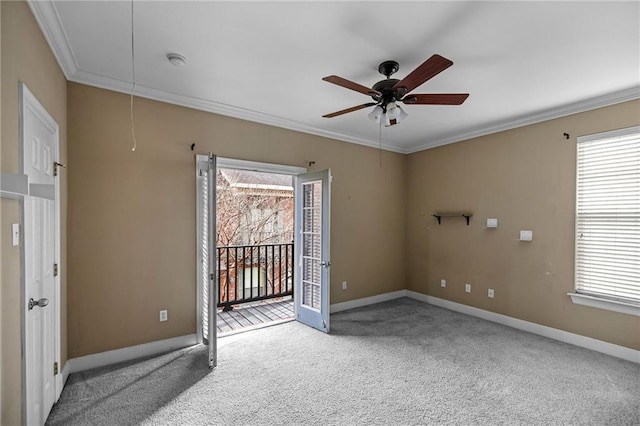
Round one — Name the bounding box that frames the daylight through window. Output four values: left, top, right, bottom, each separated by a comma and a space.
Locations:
575, 126, 640, 304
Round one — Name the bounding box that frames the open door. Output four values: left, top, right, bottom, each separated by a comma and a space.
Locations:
294, 169, 331, 332
21, 83, 59, 425
196, 154, 217, 368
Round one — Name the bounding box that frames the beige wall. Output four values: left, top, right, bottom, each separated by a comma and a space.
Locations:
1, 1, 68, 424
2, 0, 638, 422
67, 82, 407, 358
407, 99, 640, 350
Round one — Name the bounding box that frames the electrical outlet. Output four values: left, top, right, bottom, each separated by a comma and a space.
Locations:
440, 279, 446, 288
465, 284, 471, 293
488, 289, 495, 298
342, 281, 347, 290
159, 310, 168, 322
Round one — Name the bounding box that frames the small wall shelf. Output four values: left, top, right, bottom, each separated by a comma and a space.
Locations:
433, 213, 473, 226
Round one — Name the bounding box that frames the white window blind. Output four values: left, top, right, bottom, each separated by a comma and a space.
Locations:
575, 126, 640, 304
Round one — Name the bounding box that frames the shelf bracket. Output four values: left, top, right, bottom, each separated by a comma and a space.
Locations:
432, 213, 472, 226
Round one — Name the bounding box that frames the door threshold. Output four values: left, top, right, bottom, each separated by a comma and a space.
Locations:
219, 317, 295, 338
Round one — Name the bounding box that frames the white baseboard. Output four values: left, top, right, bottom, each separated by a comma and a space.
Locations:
61, 361, 70, 387
53, 361, 69, 404
54, 361, 70, 402
68, 334, 198, 374
406, 290, 640, 364
64, 293, 637, 377
330, 290, 407, 313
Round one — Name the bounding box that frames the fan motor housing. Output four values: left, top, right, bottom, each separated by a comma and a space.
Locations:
372, 78, 400, 103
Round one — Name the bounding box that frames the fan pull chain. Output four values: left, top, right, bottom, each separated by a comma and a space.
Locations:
130, 0, 137, 152
379, 117, 383, 166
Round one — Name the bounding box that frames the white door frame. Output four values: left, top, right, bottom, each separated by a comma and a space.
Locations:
195, 156, 306, 342
53, 139, 62, 400
216, 157, 307, 176
19, 82, 62, 424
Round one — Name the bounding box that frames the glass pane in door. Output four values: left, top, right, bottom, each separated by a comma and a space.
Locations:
301, 181, 322, 311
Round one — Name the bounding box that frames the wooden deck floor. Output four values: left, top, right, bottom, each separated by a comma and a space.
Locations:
217, 298, 294, 335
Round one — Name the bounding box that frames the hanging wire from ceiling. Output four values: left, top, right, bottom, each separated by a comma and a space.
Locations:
129, 0, 138, 152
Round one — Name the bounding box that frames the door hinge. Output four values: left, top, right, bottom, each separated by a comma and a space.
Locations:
53, 362, 59, 375
54, 263, 58, 277
53, 162, 66, 177
210, 273, 214, 281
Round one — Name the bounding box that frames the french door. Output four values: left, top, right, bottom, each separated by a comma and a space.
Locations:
294, 170, 331, 333
196, 160, 330, 369
196, 154, 217, 368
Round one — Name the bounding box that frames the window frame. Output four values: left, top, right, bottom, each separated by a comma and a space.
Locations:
569, 125, 640, 317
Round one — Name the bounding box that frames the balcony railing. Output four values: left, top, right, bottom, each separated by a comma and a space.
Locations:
217, 243, 294, 310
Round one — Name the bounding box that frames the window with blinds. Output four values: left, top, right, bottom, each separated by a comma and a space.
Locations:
575, 126, 640, 305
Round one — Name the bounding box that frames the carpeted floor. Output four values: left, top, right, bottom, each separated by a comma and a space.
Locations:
47, 298, 640, 425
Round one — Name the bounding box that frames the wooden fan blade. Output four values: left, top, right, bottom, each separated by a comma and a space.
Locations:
322, 75, 381, 97
392, 54, 453, 95
402, 93, 469, 105
322, 103, 377, 118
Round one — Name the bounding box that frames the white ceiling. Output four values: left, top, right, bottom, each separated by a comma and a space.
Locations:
30, 1, 640, 153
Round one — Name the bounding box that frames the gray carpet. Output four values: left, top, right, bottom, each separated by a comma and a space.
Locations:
47, 298, 640, 425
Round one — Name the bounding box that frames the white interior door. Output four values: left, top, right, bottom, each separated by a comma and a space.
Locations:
196, 154, 217, 368
294, 169, 331, 332
21, 83, 59, 425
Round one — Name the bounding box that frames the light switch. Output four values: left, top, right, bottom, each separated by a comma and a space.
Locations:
12, 223, 20, 246
520, 230, 533, 241
487, 218, 498, 228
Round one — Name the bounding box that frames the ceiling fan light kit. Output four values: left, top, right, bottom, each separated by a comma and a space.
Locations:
322, 54, 469, 127
368, 105, 384, 123
368, 101, 409, 127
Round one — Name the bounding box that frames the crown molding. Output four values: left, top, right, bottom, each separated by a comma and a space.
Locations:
27, 0, 77, 79
27, 0, 405, 153
30, 0, 639, 155
407, 85, 640, 154
71, 69, 640, 156
69, 69, 408, 154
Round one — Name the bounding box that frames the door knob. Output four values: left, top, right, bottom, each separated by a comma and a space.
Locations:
320, 261, 331, 268
28, 298, 49, 310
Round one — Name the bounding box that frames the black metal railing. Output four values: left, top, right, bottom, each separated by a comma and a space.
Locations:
217, 243, 294, 310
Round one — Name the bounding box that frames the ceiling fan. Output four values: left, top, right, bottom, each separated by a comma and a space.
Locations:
322, 54, 468, 126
